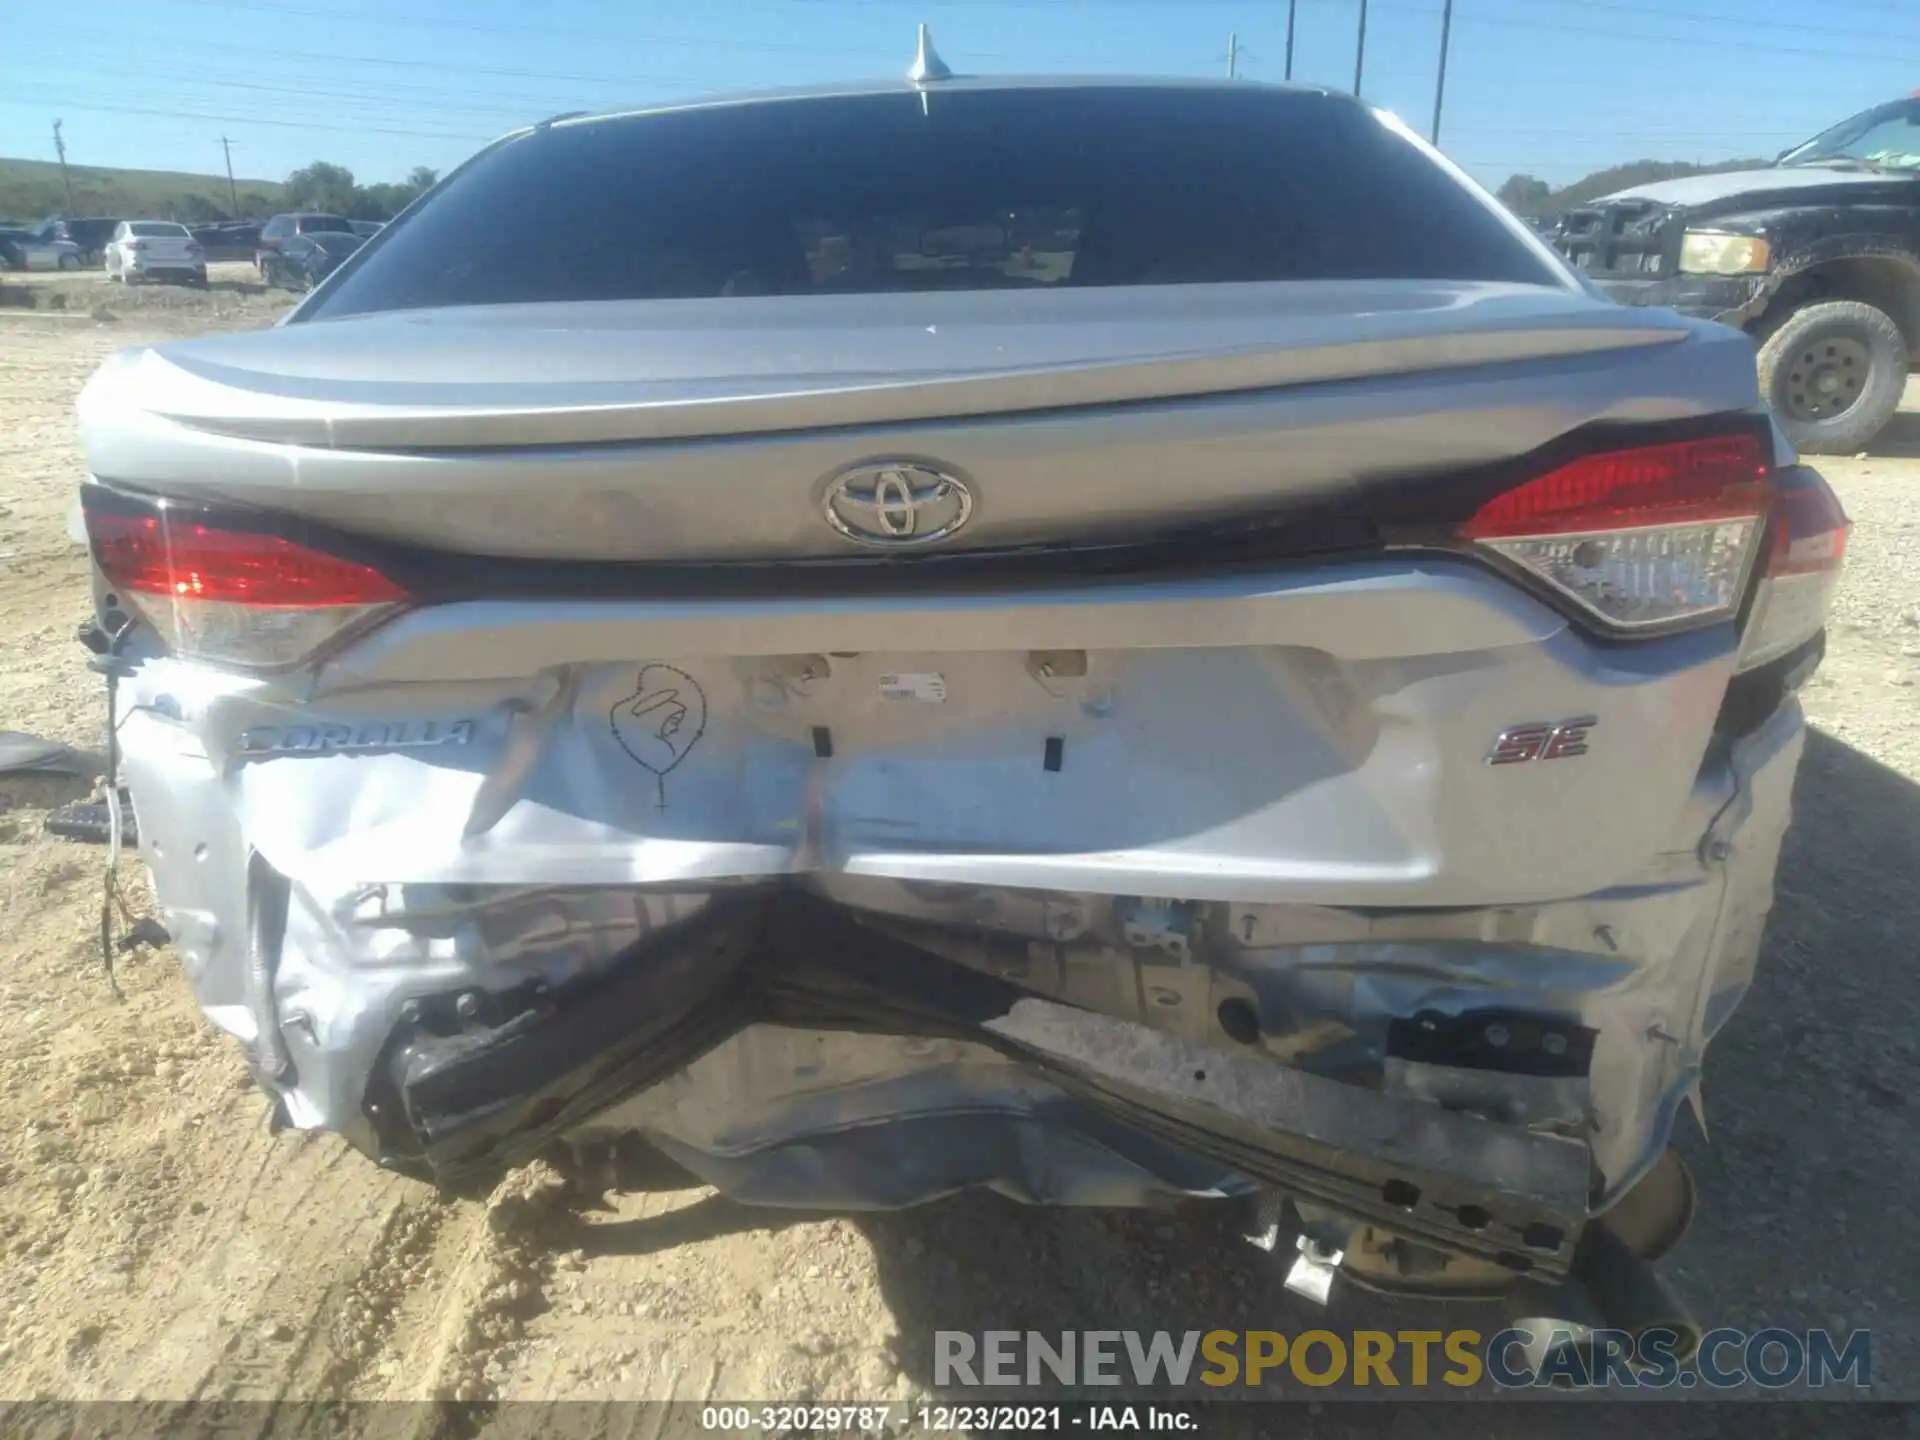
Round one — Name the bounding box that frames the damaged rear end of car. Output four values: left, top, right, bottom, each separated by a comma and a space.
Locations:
74, 77, 1846, 1346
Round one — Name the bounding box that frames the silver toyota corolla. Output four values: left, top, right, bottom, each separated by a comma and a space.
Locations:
73, 52, 1848, 1354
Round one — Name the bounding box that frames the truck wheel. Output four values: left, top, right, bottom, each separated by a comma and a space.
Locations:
1757, 299, 1908, 454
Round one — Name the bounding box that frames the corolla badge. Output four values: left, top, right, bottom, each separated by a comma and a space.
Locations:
822, 461, 974, 547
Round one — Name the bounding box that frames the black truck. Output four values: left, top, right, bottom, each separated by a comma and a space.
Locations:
1551, 95, 1920, 453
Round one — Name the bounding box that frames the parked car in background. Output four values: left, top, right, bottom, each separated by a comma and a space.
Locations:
0, 227, 82, 270
256, 213, 358, 276
261, 229, 366, 290
351, 219, 386, 237
1548, 92, 1920, 453
36, 217, 126, 265
103, 220, 207, 286
191, 222, 262, 261
76, 59, 1848, 1355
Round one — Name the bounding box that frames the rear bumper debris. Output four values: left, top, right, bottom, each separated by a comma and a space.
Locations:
123, 650, 1803, 1276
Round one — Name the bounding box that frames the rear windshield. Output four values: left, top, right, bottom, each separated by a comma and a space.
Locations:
298, 215, 356, 233
129, 222, 189, 238
308, 86, 1555, 318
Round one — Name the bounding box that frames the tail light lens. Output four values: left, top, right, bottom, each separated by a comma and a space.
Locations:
126, 239, 148, 251
1461, 434, 1771, 630
85, 496, 407, 670
186, 242, 204, 256
1736, 468, 1850, 672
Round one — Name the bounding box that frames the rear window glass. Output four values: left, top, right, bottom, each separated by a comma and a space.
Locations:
309, 86, 1555, 318
129, 222, 189, 238
298, 216, 356, 233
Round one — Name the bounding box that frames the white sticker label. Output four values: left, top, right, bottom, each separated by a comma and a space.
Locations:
878, 672, 947, 703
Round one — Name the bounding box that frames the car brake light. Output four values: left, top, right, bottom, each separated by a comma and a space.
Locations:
126, 239, 147, 251
1461, 433, 1771, 630
1736, 468, 1850, 672
85, 498, 407, 670
186, 242, 204, 255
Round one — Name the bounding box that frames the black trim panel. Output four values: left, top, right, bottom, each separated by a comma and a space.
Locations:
83, 411, 1780, 644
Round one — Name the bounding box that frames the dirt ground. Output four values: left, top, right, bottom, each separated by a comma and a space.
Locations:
0, 278, 1916, 1427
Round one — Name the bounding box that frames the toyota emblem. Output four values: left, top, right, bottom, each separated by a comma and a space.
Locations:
822, 462, 975, 548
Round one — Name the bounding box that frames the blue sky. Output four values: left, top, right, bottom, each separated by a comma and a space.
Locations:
4, 0, 1919, 195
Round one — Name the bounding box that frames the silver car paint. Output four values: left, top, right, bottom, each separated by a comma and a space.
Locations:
118, 552, 1782, 1200
76, 283, 1754, 562
4, 233, 81, 270
83, 77, 1809, 1242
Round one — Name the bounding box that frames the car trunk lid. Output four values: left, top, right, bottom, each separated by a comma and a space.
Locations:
76, 280, 1759, 563
130, 230, 198, 266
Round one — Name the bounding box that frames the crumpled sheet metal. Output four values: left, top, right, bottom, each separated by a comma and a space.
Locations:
580, 1026, 1257, 1208
113, 637, 1803, 1210
124, 620, 1734, 911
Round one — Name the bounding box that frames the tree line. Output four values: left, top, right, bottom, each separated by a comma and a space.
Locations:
283, 161, 440, 221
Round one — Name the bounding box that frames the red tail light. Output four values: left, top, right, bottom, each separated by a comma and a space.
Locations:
91, 511, 404, 605
1765, 477, 1850, 577
1737, 469, 1850, 672
87, 501, 406, 670
1463, 434, 1769, 539
1460, 433, 1772, 631
126, 239, 148, 251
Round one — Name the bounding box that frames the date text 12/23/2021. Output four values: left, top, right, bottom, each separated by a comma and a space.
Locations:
699, 1407, 1191, 1433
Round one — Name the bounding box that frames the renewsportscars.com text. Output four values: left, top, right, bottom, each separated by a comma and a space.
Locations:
934, 1328, 1871, 1390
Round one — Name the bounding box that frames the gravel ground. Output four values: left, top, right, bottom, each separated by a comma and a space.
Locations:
0, 300, 1914, 1429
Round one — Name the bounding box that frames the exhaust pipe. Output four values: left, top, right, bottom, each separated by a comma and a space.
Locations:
1572, 1220, 1703, 1366
1502, 1222, 1702, 1383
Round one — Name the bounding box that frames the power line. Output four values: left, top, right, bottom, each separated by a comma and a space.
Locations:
24, 31, 710, 94
151, 0, 1044, 62
26, 59, 588, 122
26, 22, 1902, 113
1373, 0, 1920, 67
3, 91, 495, 145
1530, 0, 1920, 43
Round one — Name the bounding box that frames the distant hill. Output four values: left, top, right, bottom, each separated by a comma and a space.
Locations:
1497, 158, 1773, 218
4, 151, 1787, 232
0, 157, 284, 226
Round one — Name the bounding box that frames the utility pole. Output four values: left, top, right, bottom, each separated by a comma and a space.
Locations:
1430, 0, 1455, 143
220, 135, 240, 216
52, 120, 74, 213
1284, 0, 1297, 80
1354, 0, 1370, 96
1227, 31, 1239, 78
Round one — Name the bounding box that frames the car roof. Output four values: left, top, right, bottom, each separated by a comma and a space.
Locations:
544, 73, 1345, 133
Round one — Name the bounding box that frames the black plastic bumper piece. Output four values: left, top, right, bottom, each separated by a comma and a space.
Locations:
1593, 272, 1767, 324
380, 900, 1593, 1274
378, 898, 763, 1184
